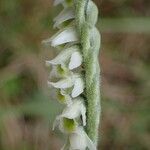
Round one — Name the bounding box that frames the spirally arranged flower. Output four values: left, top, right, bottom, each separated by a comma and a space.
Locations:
43, 0, 101, 149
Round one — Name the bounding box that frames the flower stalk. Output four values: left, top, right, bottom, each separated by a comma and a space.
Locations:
43, 0, 101, 149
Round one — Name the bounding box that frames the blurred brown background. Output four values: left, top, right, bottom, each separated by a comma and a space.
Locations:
0, 0, 150, 150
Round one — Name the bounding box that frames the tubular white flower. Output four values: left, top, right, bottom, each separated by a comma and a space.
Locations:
42, 27, 79, 47
46, 45, 82, 70
48, 74, 84, 97
61, 98, 86, 126
69, 127, 96, 150
53, 98, 86, 132
54, 7, 75, 28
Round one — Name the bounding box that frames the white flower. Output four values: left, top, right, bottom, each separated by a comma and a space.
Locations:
53, 98, 86, 132
42, 27, 79, 47
69, 127, 96, 150
61, 98, 86, 126
46, 45, 83, 70
48, 74, 84, 97
54, 7, 75, 28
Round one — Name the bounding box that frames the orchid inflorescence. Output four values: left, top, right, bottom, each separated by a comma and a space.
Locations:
43, 0, 101, 149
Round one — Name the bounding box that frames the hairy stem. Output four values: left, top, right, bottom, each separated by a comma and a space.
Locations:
74, 0, 101, 146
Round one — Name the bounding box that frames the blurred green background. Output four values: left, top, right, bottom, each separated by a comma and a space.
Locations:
0, 0, 150, 150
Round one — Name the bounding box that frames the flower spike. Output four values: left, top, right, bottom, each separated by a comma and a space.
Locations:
44, 0, 101, 149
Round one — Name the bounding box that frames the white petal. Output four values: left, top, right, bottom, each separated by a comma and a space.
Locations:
46, 46, 80, 66
61, 100, 82, 119
69, 51, 83, 70
48, 77, 74, 89
71, 77, 84, 98
80, 103, 86, 126
52, 27, 78, 47
54, 7, 75, 28
43, 27, 78, 47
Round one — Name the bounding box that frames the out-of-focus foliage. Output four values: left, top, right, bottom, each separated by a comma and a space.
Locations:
0, 0, 150, 150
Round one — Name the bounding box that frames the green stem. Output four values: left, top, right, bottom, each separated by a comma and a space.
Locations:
74, 0, 101, 146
